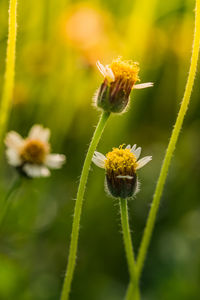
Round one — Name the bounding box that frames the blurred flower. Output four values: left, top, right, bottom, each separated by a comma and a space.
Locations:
92, 144, 152, 198
59, 4, 114, 65
5, 125, 66, 178
95, 57, 153, 113
64, 5, 104, 49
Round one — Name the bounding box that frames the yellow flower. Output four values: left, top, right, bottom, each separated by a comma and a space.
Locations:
92, 144, 152, 198
95, 57, 153, 113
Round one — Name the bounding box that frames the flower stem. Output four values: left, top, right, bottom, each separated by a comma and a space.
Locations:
0, 0, 18, 146
125, 283, 135, 300
136, 0, 200, 280
0, 176, 22, 229
119, 198, 140, 300
61, 111, 110, 300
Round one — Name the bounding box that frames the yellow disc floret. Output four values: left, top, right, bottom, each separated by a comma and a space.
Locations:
97, 57, 140, 113
105, 145, 138, 177
20, 139, 50, 164
109, 57, 140, 85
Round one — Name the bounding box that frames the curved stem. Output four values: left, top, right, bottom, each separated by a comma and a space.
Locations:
136, 0, 200, 280
0, 0, 18, 147
61, 111, 110, 300
0, 176, 22, 228
119, 198, 140, 300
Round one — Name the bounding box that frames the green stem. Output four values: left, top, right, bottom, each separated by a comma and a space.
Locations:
119, 198, 140, 300
0, 176, 22, 229
61, 111, 110, 300
126, 283, 135, 300
136, 0, 200, 280
0, 0, 18, 147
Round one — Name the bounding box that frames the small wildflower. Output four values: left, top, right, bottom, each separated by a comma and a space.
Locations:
92, 144, 152, 198
95, 57, 153, 113
5, 125, 66, 178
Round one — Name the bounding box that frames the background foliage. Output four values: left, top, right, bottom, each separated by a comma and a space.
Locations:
0, 0, 200, 299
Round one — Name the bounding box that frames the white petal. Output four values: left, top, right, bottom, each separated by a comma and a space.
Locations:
133, 147, 141, 159
23, 164, 50, 178
45, 154, 66, 169
117, 175, 133, 179
28, 125, 50, 142
96, 61, 107, 77
94, 151, 106, 160
92, 151, 106, 168
6, 148, 22, 166
96, 61, 115, 82
134, 82, 154, 89
105, 66, 115, 82
5, 131, 24, 150
126, 145, 131, 149
136, 156, 152, 170
130, 144, 137, 153
92, 157, 105, 168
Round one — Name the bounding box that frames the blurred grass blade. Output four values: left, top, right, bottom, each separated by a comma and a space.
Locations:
125, 0, 158, 59
0, 177, 22, 230
0, 0, 18, 147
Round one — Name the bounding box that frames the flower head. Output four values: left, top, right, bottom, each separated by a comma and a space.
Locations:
92, 144, 152, 198
95, 57, 153, 113
5, 125, 66, 178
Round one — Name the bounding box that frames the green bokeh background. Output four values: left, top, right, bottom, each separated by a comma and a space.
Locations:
0, 0, 200, 299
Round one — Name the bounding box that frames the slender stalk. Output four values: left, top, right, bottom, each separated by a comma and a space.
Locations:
0, 176, 22, 229
61, 111, 110, 300
119, 198, 140, 300
126, 283, 135, 300
136, 0, 200, 280
0, 0, 18, 146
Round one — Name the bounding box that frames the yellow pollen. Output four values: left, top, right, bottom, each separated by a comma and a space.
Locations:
20, 139, 50, 164
105, 145, 138, 176
109, 57, 140, 84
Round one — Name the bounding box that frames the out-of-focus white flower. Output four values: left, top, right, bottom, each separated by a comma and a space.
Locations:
5, 125, 66, 178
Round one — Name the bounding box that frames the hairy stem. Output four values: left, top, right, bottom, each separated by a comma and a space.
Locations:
61, 111, 110, 300
119, 199, 140, 300
0, 0, 18, 146
136, 0, 200, 280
